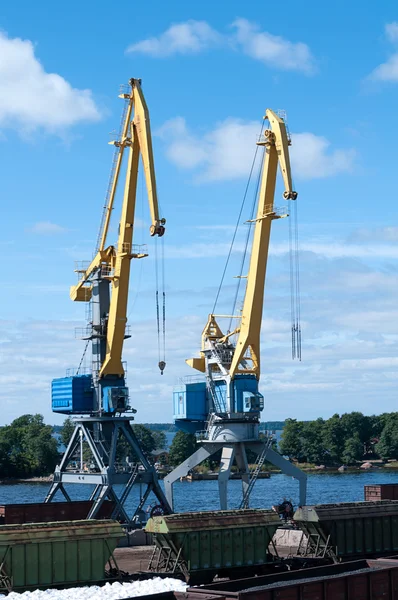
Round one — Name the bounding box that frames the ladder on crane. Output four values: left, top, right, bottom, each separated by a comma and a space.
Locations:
239, 437, 273, 509
207, 377, 227, 413
111, 464, 139, 520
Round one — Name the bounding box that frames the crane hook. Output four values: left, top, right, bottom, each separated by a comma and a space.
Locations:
158, 360, 166, 375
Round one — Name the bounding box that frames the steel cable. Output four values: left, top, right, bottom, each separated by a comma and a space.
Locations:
212, 119, 265, 315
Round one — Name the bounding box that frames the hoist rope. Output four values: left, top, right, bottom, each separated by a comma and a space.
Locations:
288, 196, 295, 359
229, 147, 264, 333
76, 339, 90, 375
289, 174, 302, 361
294, 191, 302, 360
155, 235, 166, 372
212, 119, 265, 315
162, 237, 166, 363
155, 238, 161, 363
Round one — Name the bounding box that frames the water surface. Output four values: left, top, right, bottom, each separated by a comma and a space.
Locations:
1, 470, 397, 514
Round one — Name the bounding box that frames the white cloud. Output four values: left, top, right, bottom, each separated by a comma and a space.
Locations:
349, 226, 398, 243
126, 20, 221, 57
0, 31, 101, 135
386, 22, 398, 42
5, 228, 398, 425
339, 357, 398, 370
290, 133, 355, 179
285, 242, 398, 260
231, 18, 315, 74
158, 116, 259, 181
157, 117, 209, 169
158, 117, 355, 182
126, 18, 315, 74
369, 54, 398, 82
162, 240, 398, 262
269, 240, 398, 261
367, 22, 398, 82
28, 221, 68, 234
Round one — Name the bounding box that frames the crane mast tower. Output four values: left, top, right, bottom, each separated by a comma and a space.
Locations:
164, 110, 307, 511
45, 79, 171, 525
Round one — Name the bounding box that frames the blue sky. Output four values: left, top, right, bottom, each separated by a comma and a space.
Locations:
2, 0, 398, 424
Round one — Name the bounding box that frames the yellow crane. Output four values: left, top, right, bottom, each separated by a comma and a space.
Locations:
165, 109, 306, 511
47, 79, 171, 524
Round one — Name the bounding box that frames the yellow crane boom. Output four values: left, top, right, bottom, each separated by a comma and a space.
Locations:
188, 109, 296, 380
229, 109, 296, 378
70, 78, 165, 378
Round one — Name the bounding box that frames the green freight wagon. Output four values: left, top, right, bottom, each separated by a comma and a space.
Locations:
0, 519, 122, 592
145, 509, 280, 584
294, 501, 398, 561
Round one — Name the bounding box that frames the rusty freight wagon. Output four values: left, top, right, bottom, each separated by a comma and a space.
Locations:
0, 500, 115, 525
365, 484, 398, 502
183, 558, 398, 600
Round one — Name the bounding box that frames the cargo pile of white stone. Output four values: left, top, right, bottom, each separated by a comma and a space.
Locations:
0, 577, 187, 599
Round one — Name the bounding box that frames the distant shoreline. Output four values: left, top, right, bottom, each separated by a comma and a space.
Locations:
0, 465, 398, 485
0, 476, 54, 484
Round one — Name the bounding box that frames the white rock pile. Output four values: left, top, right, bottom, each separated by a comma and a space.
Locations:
0, 577, 187, 600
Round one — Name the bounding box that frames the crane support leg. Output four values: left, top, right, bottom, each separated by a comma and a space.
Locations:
164, 443, 220, 511
218, 445, 235, 510
46, 417, 171, 525
247, 443, 307, 506
235, 442, 250, 500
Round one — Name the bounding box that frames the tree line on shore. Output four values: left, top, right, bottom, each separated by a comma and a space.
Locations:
0, 415, 170, 479
1, 410, 397, 479
0, 414, 197, 478
280, 411, 398, 465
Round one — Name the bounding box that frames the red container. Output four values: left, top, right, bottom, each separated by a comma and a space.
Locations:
0, 500, 115, 524
365, 484, 398, 501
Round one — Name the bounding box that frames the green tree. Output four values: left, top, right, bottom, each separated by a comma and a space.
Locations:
116, 424, 156, 464
279, 419, 306, 462
168, 430, 197, 466
60, 417, 75, 448
132, 424, 156, 456
0, 414, 59, 478
342, 434, 363, 464
376, 415, 398, 459
152, 430, 167, 451
323, 414, 345, 464
301, 419, 327, 464
340, 412, 372, 445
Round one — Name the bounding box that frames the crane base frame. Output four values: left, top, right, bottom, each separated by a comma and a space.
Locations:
164, 439, 307, 511
45, 417, 171, 527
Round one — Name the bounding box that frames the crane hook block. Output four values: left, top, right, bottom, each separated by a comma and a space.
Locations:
150, 219, 166, 237
158, 361, 166, 375
283, 191, 298, 200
